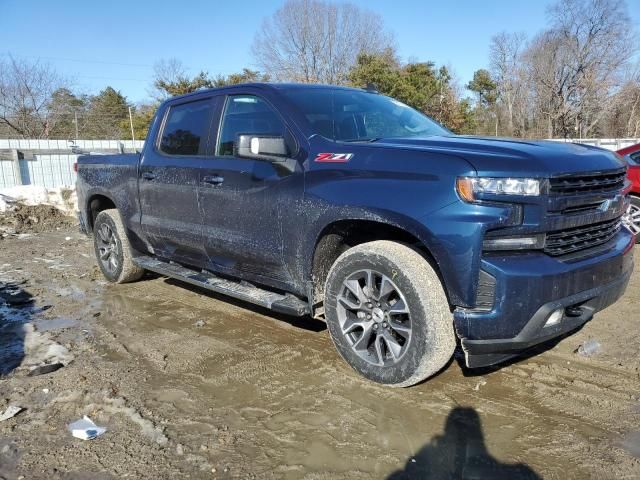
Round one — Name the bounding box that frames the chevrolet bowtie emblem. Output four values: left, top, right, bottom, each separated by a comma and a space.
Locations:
599, 199, 612, 212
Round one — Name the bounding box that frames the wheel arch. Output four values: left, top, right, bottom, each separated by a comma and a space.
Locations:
86, 192, 118, 232
308, 217, 450, 314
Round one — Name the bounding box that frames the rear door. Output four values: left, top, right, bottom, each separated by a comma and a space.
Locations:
198, 92, 302, 287
138, 97, 216, 267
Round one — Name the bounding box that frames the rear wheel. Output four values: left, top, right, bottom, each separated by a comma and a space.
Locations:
324, 240, 455, 387
93, 209, 144, 283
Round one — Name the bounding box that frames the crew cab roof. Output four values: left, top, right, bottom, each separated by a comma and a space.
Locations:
162, 82, 368, 103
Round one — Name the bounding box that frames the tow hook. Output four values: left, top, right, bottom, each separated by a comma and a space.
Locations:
565, 306, 583, 318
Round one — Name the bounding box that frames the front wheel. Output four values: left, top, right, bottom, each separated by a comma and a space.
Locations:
626, 197, 640, 243
324, 240, 455, 387
93, 209, 144, 283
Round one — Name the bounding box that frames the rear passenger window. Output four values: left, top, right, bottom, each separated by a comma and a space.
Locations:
159, 100, 212, 156
217, 95, 286, 156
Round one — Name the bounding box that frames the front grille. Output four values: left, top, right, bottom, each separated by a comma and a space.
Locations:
544, 218, 622, 257
549, 169, 626, 195
556, 201, 604, 215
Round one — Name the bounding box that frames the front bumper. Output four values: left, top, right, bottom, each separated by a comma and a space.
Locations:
455, 228, 634, 368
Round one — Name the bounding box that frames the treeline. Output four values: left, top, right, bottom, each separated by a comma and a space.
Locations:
0, 0, 637, 140
0, 56, 266, 140
467, 0, 639, 138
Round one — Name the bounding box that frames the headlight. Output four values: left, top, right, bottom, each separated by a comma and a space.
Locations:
457, 177, 541, 202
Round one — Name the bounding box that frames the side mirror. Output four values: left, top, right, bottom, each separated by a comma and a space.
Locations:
236, 135, 288, 162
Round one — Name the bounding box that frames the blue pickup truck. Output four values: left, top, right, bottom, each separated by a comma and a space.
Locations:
76, 83, 634, 387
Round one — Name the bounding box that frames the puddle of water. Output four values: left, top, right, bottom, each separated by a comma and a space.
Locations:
34, 316, 79, 332
620, 431, 640, 458
0, 282, 33, 375
0, 323, 25, 375
0, 303, 31, 324
53, 285, 86, 301
0, 280, 78, 376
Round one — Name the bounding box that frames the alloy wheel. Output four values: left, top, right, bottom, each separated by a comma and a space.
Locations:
336, 269, 412, 366
624, 203, 640, 236
96, 223, 119, 273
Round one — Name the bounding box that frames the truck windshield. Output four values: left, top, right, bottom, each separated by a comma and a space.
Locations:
283, 88, 450, 142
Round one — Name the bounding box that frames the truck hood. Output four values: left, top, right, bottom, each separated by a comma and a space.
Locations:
372, 135, 625, 176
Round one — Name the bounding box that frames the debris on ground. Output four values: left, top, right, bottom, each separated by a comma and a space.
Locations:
20, 323, 74, 371
577, 339, 601, 357
473, 379, 487, 391
0, 406, 23, 422
28, 362, 65, 376
194, 319, 206, 328
68, 416, 107, 440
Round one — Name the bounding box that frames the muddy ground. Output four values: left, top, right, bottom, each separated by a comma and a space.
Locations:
0, 214, 639, 479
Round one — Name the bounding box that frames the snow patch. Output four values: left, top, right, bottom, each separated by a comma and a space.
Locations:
0, 186, 77, 214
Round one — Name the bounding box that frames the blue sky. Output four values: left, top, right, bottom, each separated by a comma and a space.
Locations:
2, 0, 639, 104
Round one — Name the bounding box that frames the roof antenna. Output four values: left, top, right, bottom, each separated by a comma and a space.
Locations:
365, 83, 379, 93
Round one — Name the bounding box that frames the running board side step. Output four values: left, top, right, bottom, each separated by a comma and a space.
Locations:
133, 255, 309, 317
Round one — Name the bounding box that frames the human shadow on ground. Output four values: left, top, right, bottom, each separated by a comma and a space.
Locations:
0, 280, 33, 376
387, 406, 541, 480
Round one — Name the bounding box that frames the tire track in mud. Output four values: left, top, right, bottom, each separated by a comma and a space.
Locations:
12, 231, 633, 478
101, 275, 640, 479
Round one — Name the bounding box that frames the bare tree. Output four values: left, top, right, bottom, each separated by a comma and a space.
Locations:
489, 32, 527, 135
0, 56, 70, 138
606, 64, 640, 137
252, 0, 394, 84
524, 0, 636, 137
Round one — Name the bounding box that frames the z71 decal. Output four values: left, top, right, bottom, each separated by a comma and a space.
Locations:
314, 153, 354, 163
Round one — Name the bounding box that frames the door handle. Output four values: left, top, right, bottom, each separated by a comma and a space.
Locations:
141, 172, 156, 181
202, 175, 224, 186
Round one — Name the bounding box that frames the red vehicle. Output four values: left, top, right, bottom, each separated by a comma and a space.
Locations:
617, 143, 640, 238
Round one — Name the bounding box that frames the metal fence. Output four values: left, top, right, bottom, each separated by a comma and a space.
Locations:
0, 153, 78, 188
0, 139, 145, 189
0, 139, 144, 150
548, 138, 640, 151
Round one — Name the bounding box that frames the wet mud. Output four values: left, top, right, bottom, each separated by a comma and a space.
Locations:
0, 228, 639, 479
0, 203, 77, 237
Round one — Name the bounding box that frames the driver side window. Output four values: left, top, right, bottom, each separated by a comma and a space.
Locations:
217, 95, 286, 156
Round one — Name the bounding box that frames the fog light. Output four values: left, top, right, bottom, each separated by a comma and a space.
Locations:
482, 234, 546, 251
544, 308, 564, 327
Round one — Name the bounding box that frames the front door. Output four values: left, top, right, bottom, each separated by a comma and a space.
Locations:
138, 97, 215, 267
198, 93, 302, 287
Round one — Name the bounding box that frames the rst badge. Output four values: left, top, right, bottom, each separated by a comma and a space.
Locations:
314, 153, 354, 163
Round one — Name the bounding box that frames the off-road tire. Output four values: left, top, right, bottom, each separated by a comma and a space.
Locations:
324, 240, 455, 387
93, 209, 144, 283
